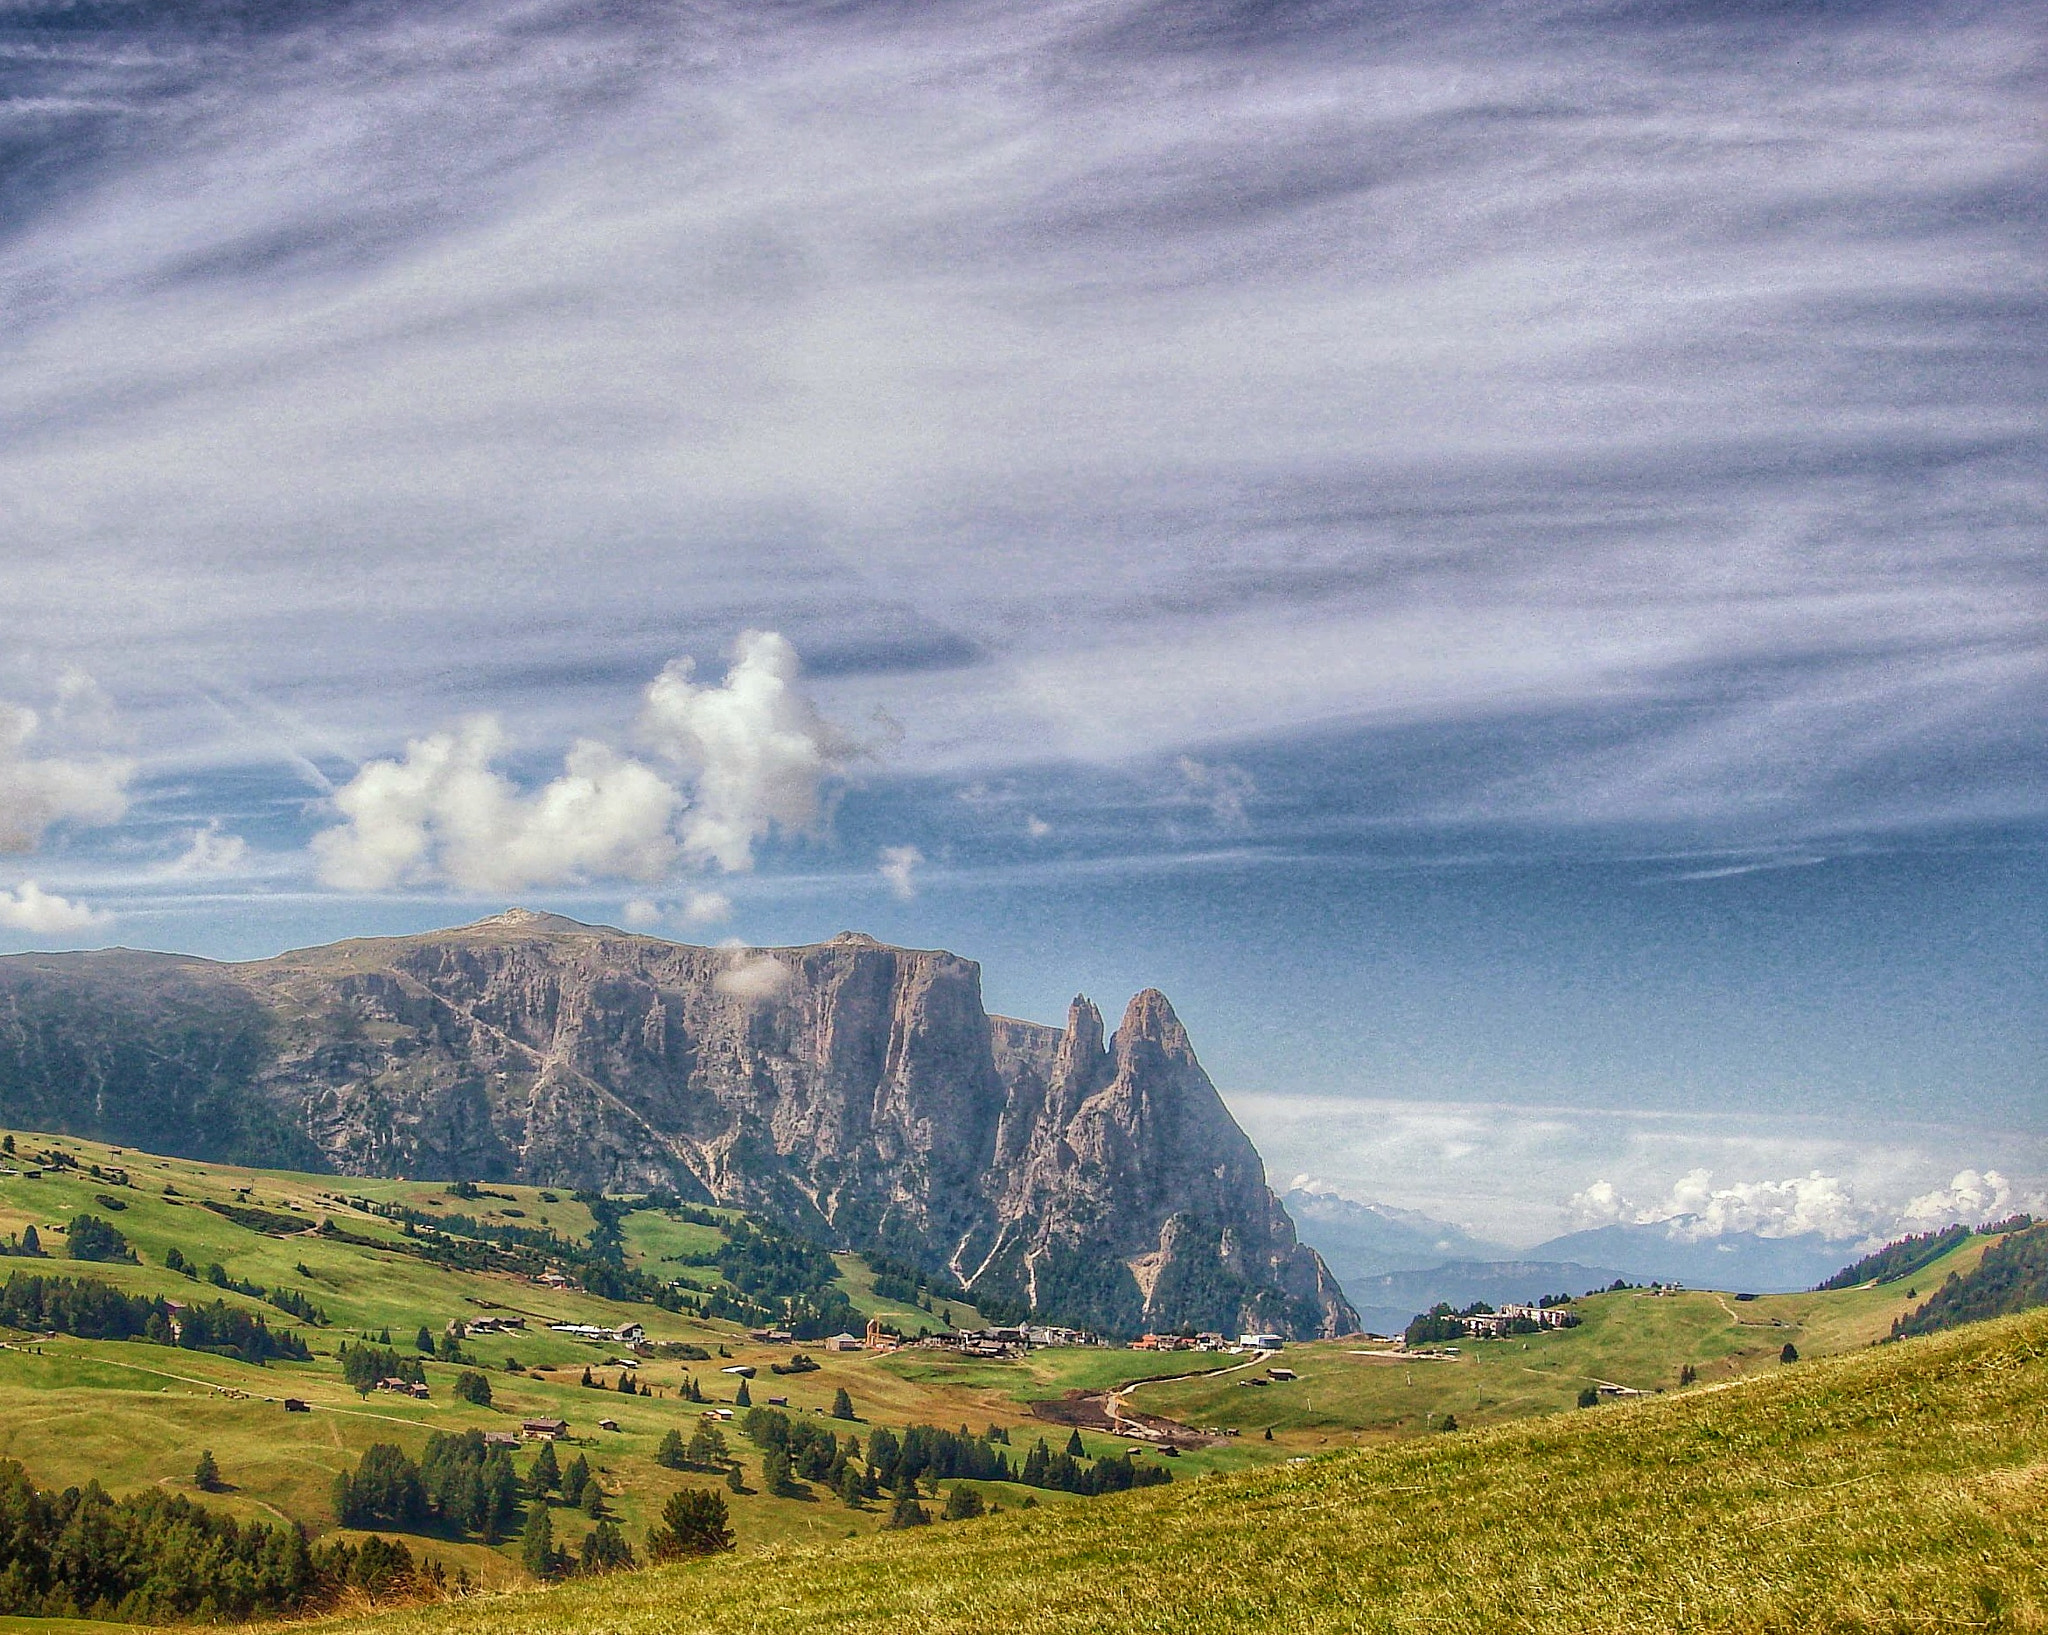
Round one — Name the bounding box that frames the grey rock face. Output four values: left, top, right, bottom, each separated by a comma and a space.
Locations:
0, 914, 1357, 1337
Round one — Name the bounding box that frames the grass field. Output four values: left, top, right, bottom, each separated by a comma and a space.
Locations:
1133, 1232, 1999, 1454
4, 1123, 2033, 1617
302, 1303, 2048, 1635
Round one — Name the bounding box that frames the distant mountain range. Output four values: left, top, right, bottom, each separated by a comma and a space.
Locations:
1286, 1189, 1867, 1330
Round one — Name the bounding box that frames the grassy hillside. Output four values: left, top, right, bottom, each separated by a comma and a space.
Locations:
308, 1305, 2048, 1635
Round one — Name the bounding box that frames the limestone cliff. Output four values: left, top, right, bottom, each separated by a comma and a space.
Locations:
0, 911, 1357, 1337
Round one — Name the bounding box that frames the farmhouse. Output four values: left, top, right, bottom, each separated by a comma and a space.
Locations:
521, 1417, 570, 1440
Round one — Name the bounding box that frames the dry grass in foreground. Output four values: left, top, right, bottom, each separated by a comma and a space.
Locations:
296, 1309, 2048, 1635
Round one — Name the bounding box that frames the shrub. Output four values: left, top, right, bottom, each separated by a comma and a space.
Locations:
646, 1489, 735, 1559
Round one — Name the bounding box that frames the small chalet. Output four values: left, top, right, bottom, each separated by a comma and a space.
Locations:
522, 1417, 570, 1440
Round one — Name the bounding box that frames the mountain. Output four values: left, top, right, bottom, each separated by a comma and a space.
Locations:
1526, 1222, 1856, 1293
1341, 1259, 1631, 1335
0, 911, 1355, 1339
1281, 1189, 1512, 1284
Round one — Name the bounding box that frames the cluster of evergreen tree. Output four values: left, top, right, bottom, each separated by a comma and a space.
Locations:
332, 1433, 522, 1541
1892, 1225, 2048, 1340
865, 1252, 972, 1314
64, 1213, 135, 1263
0, 1272, 308, 1362
742, 1407, 1168, 1504
0, 1461, 431, 1621
1819, 1224, 1974, 1290
337, 1340, 428, 1394
1016, 1431, 1167, 1496
160, 1247, 330, 1326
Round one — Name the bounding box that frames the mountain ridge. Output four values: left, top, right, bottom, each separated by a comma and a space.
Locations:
0, 912, 1356, 1339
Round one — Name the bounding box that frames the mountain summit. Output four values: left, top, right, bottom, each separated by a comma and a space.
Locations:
0, 914, 1355, 1337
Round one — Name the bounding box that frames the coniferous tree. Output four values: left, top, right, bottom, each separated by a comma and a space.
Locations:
454, 1369, 493, 1406
884, 1489, 930, 1529
941, 1484, 985, 1520
687, 1422, 729, 1469
18, 1225, 39, 1257
725, 1461, 746, 1494
580, 1476, 606, 1518
1065, 1428, 1086, 1459
194, 1449, 221, 1492
562, 1453, 591, 1507
618, 1369, 636, 1393
416, 1326, 435, 1353
645, 1489, 735, 1559
762, 1447, 796, 1496
831, 1387, 855, 1420
520, 1501, 558, 1580
579, 1520, 634, 1573
530, 1438, 560, 1495
656, 1428, 687, 1470
735, 1378, 751, 1407
1781, 1342, 1800, 1363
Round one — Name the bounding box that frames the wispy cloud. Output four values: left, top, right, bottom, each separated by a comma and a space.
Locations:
0, 0, 2032, 844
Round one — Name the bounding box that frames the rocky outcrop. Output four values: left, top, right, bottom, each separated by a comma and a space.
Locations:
0, 911, 1357, 1337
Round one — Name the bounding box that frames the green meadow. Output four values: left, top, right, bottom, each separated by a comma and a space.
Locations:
306, 1305, 2048, 1635
1, 1125, 2039, 1630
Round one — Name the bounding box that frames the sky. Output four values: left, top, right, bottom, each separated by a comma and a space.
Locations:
0, 0, 2041, 1248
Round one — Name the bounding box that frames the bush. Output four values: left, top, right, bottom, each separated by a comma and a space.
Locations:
646, 1489, 735, 1559
1577, 1387, 1600, 1408
941, 1484, 985, 1520
885, 1490, 931, 1529
1781, 1343, 1800, 1363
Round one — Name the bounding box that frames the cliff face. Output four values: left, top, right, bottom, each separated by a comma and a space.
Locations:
0, 911, 1357, 1337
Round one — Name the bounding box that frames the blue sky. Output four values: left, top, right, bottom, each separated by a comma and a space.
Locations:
1, 0, 2041, 1245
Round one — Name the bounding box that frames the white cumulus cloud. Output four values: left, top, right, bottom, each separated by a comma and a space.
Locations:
0, 881, 108, 935
681, 890, 733, 926
1571, 1167, 1872, 1242
639, 631, 847, 874
312, 717, 681, 893
167, 820, 250, 876
714, 952, 792, 1004
621, 898, 664, 928
1899, 1170, 2015, 1231
0, 700, 131, 853
878, 845, 923, 900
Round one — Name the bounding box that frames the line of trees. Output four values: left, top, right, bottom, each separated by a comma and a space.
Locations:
0, 1272, 309, 1362
0, 1460, 437, 1621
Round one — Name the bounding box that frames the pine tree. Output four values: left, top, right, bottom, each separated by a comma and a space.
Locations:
646, 1489, 735, 1559
762, 1447, 796, 1497
831, 1387, 855, 1420
1064, 1428, 1086, 1459
941, 1484, 984, 1521
580, 1475, 606, 1518
735, 1379, 751, 1407
19, 1225, 39, 1257
884, 1489, 930, 1529
617, 1370, 636, 1393
688, 1423, 729, 1468
580, 1367, 594, 1388
1780, 1342, 1800, 1363
562, 1453, 591, 1507
520, 1501, 558, 1580
194, 1449, 221, 1492
416, 1326, 435, 1353
725, 1461, 745, 1493
656, 1428, 687, 1470
454, 1370, 492, 1406
530, 1437, 560, 1495
579, 1519, 634, 1573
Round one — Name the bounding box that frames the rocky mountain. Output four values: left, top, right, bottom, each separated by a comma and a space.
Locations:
0, 911, 1356, 1338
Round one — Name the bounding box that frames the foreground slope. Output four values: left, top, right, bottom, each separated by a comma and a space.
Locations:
0, 916, 1351, 1336
314, 1309, 2048, 1635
